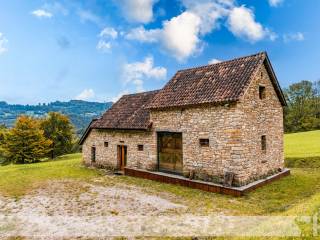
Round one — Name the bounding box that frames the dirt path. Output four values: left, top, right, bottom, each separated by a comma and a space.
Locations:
0, 179, 186, 239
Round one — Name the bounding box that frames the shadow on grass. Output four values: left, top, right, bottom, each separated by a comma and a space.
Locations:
0, 153, 82, 167
285, 156, 320, 168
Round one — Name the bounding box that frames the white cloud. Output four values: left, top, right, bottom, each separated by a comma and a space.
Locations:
31, 9, 53, 18
125, 26, 161, 43
75, 89, 95, 101
122, 56, 167, 92
0, 33, 8, 54
117, 0, 158, 23
181, 0, 231, 35
268, 0, 284, 7
97, 28, 118, 52
42, 2, 69, 16
124, 11, 204, 61
161, 12, 204, 61
227, 6, 275, 42
125, 1, 276, 60
208, 58, 222, 64
96, 40, 112, 52
78, 9, 102, 26
283, 32, 304, 43
159, 0, 232, 60
99, 28, 118, 39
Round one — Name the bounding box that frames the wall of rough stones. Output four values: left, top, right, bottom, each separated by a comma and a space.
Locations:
236, 64, 284, 184
82, 129, 157, 170
150, 104, 246, 185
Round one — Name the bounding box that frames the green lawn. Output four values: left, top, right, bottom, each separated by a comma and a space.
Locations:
285, 130, 320, 158
0, 153, 100, 197
285, 130, 320, 168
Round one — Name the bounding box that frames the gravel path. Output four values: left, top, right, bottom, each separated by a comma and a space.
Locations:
0, 179, 186, 239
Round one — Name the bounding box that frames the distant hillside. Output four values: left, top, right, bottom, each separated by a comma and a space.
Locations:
0, 100, 112, 135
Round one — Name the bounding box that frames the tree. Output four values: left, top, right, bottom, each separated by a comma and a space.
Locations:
0, 125, 7, 164
40, 112, 75, 159
2, 116, 52, 164
284, 80, 320, 132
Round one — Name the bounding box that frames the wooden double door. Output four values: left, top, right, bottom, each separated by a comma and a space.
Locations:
117, 145, 127, 171
158, 132, 183, 174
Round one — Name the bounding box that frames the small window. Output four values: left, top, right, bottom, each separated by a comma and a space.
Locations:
138, 145, 144, 151
91, 146, 96, 162
104, 142, 108, 147
199, 139, 209, 147
259, 86, 266, 99
261, 135, 267, 152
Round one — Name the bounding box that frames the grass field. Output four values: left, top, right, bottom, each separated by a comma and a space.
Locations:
285, 130, 320, 168
0, 153, 100, 197
285, 130, 320, 158
0, 130, 319, 238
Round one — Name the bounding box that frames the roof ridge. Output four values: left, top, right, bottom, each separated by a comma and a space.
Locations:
177, 51, 266, 73
122, 89, 160, 97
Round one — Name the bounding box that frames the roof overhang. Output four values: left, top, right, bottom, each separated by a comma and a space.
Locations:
263, 54, 287, 106
78, 126, 150, 145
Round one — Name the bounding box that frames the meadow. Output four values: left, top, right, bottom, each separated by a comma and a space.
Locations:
0, 130, 319, 238
285, 130, 320, 168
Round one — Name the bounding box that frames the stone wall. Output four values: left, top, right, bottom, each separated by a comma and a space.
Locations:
150, 103, 245, 184
236, 63, 284, 184
82, 129, 157, 170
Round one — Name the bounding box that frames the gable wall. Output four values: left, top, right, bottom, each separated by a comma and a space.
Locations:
237, 63, 284, 183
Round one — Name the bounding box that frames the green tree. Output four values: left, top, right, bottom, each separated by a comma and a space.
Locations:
40, 112, 75, 159
284, 80, 320, 132
2, 116, 52, 164
0, 125, 7, 164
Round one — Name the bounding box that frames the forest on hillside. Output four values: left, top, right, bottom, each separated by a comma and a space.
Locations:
0, 100, 112, 135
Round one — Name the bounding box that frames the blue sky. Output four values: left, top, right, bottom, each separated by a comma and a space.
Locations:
0, 0, 319, 104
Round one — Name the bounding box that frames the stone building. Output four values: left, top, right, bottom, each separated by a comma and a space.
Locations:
80, 52, 287, 187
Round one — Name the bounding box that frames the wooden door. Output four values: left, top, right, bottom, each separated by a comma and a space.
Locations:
158, 132, 183, 174
117, 145, 127, 171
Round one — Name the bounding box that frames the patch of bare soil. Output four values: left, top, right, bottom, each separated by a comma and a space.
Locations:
0, 179, 186, 239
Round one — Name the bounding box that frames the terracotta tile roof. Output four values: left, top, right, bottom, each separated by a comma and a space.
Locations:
79, 52, 286, 143
147, 52, 284, 109
92, 90, 159, 130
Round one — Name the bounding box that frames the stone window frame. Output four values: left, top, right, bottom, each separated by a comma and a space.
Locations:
259, 85, 266, 100
199, 138, 210, 147
137, 144, 144, 151
91, 146, 96, 162
104, 142, 109, 147
261, 135, 267, 152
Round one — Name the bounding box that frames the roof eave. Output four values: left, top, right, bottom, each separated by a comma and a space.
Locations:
263, 55, 288, 106
79, 126, 150, 145
94, 127, 150, 131
78, 118, 98, 145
